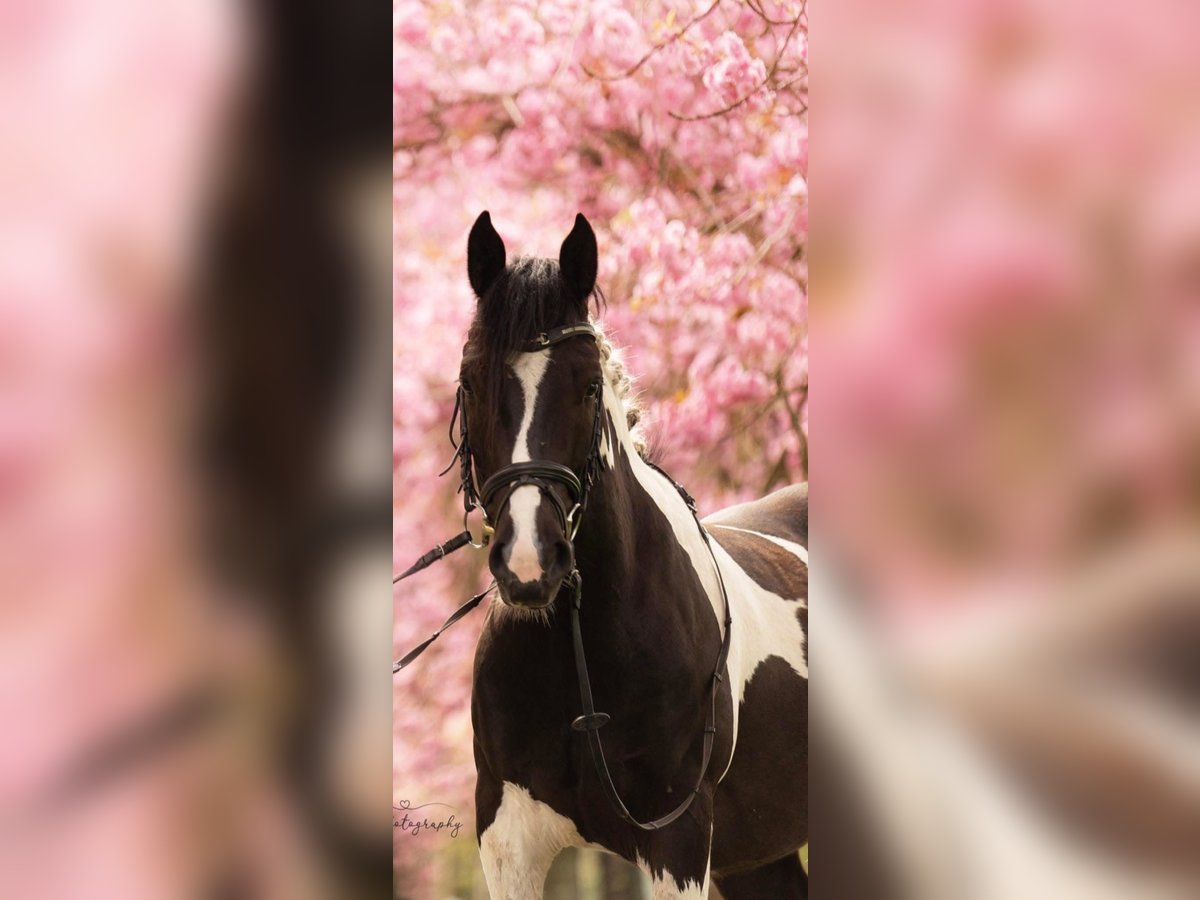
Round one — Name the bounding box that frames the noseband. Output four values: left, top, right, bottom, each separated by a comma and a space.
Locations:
481, 461, 582, 537
395, 320, 733, 833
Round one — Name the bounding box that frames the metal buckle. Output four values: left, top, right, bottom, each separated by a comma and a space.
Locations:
566, 503, 582, 539
464, 509, 494, 549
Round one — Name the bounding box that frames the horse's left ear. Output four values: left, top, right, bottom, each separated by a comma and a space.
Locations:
559, 213, 597, 306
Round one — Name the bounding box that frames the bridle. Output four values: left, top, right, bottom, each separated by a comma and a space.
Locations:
477, 342, 604, 546
449, 322, 605, 543
394, 321, 733, 832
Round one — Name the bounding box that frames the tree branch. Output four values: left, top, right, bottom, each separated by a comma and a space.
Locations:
581, 0, 724, 82
669, 15, 802, 122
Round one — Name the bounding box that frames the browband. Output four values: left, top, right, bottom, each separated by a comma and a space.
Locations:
522, 322, 599, 351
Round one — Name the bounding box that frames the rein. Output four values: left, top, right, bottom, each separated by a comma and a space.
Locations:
393, 321, 733, 831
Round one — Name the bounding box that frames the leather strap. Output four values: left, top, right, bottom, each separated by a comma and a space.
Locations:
392, 583, 497, 673
481, 461, 582, 534
522, 322, 599, 351
567, 494, 734, 832
393, 530, 473, 584
481, 461, 582, 508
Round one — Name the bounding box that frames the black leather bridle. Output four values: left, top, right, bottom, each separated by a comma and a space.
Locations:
477, 354, 602, 544
422, 323, 604, 552
394, 321, 733, 832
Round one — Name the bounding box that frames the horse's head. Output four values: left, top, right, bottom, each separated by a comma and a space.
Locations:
459, 211, 605, 610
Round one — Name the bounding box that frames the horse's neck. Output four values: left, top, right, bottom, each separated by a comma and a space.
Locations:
572, 385, 721, 634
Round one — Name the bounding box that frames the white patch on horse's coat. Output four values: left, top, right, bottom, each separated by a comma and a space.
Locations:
708, 523, 809, 566
648, 872, 708, 900
635, 853, 710, 900
710, 539, 808, 688
598, 375, 626, 469
504, 350, 551, 583
598, 409, 613, 466
479, 782, 603, 898
706, 536, 808, 780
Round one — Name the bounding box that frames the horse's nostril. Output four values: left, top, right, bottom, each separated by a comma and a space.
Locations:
553, 540, 573, 573
488, 541, 507, 575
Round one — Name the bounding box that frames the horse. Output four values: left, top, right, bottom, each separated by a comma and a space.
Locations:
453, 211, 808, 898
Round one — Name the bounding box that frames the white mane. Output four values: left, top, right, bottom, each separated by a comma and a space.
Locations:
593, 321, 648, 458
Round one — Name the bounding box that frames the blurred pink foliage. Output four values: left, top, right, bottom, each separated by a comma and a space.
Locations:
811, 3, 1200, 894
0, 2, 248, 897
393, 0, 806, 882
813, 0, 1200, 623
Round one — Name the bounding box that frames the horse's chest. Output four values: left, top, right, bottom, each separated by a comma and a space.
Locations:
471, 635, 577, 773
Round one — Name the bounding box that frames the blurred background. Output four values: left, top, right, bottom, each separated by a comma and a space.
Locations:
392, 0, 807, 895
0, 1, 393, 897
812, 0, 1200, 896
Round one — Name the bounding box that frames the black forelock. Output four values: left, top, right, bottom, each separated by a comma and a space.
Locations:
462, 257, 602, 440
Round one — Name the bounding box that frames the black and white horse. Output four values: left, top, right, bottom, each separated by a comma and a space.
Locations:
457, 212, 808, 898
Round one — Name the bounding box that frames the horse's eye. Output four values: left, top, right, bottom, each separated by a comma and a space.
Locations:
460, 377, 474, 397
584, 379, 602, 401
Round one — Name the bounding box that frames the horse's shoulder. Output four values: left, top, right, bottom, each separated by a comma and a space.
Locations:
704, 483, 808, 548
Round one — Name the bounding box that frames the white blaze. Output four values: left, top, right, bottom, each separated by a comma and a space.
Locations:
504, 350, 551, 583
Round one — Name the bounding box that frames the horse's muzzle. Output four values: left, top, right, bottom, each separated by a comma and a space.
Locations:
491, 532, 574, 609
494, 571, 567, 609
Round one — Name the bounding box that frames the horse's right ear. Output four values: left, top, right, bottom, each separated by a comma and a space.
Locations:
467, 211, 506, 299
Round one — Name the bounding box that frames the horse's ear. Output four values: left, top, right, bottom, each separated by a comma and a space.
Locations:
467, 211, 506, 298
559, 213, 597, 306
